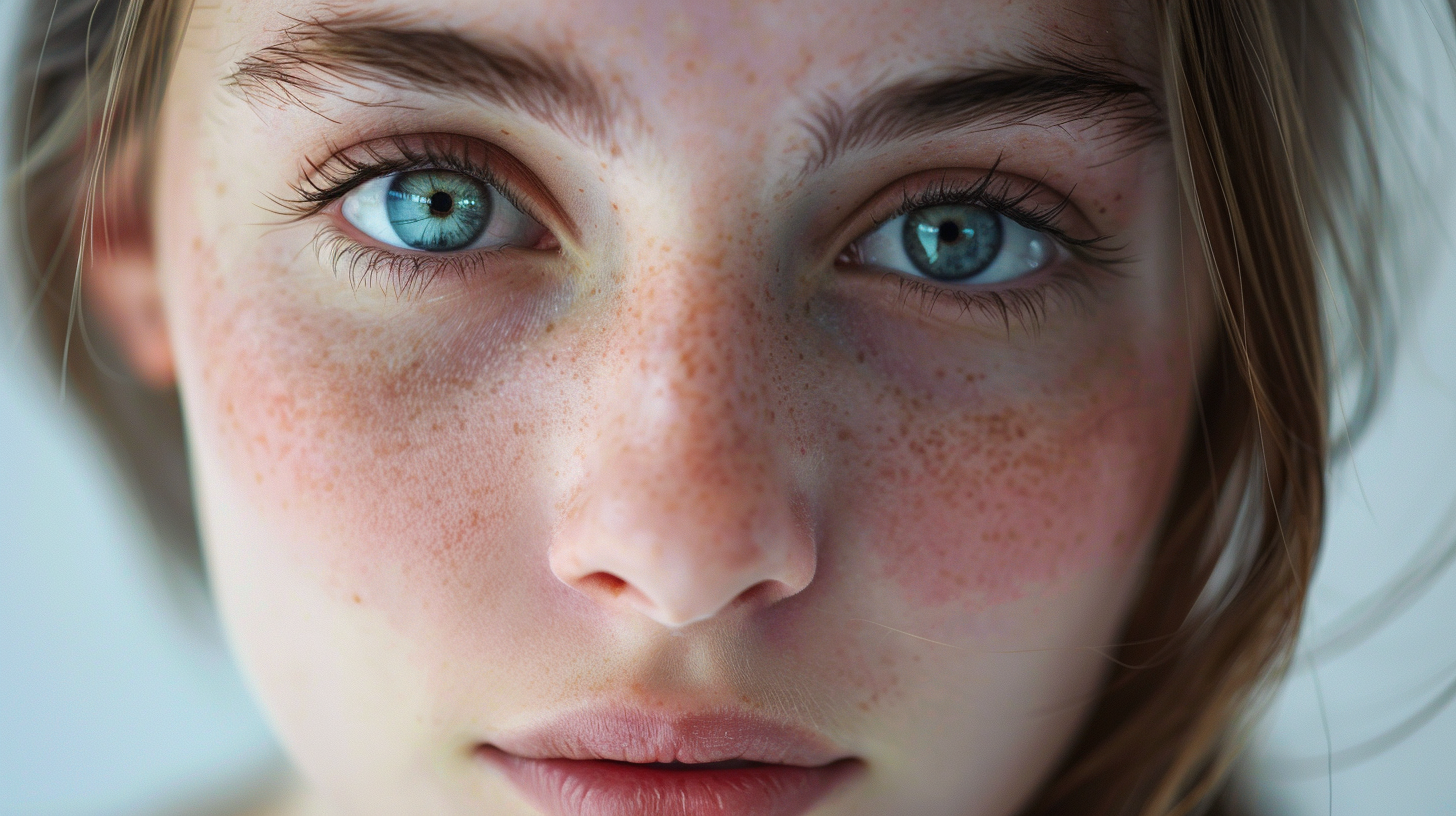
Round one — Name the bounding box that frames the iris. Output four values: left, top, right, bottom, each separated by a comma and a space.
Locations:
903, 204, 1003, 281
384, 170, 491, 251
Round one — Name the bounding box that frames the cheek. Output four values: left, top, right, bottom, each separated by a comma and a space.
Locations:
823, 299, 1194, 611
172, 231, 560, 617
845, 397, 1180, 609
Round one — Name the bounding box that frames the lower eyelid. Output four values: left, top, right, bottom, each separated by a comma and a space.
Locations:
311, 222, 525, 299
882, 266, 1101, 333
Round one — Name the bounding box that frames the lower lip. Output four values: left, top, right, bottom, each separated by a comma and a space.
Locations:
481, 748, 861, 816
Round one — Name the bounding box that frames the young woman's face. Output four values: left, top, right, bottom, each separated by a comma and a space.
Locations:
141, 0, 1204, 813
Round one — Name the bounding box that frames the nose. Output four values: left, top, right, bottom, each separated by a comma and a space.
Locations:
548, 276, 817, 628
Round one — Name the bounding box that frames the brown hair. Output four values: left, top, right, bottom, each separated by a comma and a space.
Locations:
8, 0, 1416, 813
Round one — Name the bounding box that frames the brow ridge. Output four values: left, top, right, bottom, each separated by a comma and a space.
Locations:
801, 53, 1165, 174
225, 13, 625, 147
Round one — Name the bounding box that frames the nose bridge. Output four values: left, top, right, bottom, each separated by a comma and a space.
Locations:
549, 241, 816, 628
636, 258, 763, 461
606, 221, 784, 488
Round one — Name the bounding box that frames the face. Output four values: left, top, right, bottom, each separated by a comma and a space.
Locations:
131, 0, 1207, 813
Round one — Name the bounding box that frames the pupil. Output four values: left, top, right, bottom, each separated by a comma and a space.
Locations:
429, 191, 453, 215
938, 221, 961, 244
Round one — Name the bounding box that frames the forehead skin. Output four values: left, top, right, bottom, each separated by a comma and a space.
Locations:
149, 1, 1197, 816
208, 0, 1160, 183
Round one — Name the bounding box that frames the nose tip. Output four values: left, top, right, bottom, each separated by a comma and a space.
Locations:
549, 493, 817, 628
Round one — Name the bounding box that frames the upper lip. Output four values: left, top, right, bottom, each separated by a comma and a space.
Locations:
482, 707, 850, 767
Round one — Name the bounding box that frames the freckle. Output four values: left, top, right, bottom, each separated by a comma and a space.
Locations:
352, 594, 362, 604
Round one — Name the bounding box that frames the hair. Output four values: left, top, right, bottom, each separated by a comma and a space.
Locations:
7, 0, 1430, 814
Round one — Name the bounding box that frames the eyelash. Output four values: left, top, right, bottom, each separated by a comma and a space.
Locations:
278, 135, 537, 221
868, 171, 1106, 254
309, 227, 511, 297
844, 164, 1126, 329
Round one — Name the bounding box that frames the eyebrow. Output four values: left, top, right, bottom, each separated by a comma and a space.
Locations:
225, 13, 626, 147
800, 53, 1165, 173
227, 15, 1163, 171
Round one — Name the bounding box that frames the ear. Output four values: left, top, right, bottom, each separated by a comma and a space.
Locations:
83, 144, 175, 389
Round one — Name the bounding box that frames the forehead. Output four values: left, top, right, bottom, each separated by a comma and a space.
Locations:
211, 0, 1157, 104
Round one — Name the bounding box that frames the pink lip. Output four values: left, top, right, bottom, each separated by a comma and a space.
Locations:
478, 709, 863, 816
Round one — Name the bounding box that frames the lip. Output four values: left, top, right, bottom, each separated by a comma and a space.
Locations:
478, 709, 863, 816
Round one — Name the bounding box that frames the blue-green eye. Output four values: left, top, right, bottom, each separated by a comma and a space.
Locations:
341, 170, 547, 252
852, 203, 1055, 284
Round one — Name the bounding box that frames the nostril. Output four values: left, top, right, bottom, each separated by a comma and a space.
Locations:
575, 572, 666, 620
732, 579, 787, 609
580, 572, 630, 598
548, 497, 819, 627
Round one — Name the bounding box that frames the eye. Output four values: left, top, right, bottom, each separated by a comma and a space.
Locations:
340, 169, 548, 252
850, 203, 1056, 285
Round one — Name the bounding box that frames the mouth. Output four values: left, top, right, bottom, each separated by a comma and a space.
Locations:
477, 709, 863, 816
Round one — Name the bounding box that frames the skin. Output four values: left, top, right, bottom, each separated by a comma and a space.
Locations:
90, 0, 1214, 813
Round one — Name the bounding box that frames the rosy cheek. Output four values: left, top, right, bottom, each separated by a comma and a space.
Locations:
823, 307, 1192, 612
838, 400, 1169, 610
178, 244, 559, 617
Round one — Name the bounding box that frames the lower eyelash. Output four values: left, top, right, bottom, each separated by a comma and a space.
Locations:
888, 266, 1100, 333
313, 225, 496, 298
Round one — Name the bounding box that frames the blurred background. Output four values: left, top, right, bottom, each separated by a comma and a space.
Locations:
3, 0, 1456, 814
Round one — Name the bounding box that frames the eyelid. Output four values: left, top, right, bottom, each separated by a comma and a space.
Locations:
830, 167, 1114, 268
281, 132, 579, 246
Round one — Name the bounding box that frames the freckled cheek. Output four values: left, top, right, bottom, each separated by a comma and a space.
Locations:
173, 246, 564, 614
819, 329, 1192, 611
841, 407, 1180, 610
